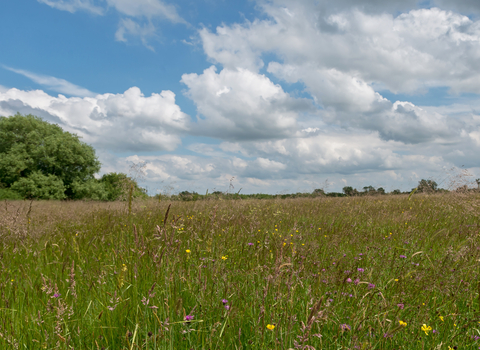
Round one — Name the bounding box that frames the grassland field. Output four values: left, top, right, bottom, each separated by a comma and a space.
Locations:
1, 193, 480, 349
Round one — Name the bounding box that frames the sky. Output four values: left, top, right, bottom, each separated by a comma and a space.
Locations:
1, 0, 480, 195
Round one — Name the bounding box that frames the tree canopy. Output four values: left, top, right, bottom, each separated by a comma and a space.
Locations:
0, 113, 101, 199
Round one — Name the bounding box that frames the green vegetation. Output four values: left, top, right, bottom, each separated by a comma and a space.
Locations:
1, 193, 479, 349
0, 113, 146, 201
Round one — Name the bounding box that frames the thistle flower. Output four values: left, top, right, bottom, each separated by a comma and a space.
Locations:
185, 315, 194, 321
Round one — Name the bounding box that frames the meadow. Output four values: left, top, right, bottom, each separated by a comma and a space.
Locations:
0, 193, 479, 349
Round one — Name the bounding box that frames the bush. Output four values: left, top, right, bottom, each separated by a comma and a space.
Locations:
10, 172, 66, 200
0, 188, 23, 200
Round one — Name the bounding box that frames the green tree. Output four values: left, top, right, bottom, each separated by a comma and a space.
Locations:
100, 172, 147, 201
417, 179, 438, 193
0, 113, 101, 199
342, 186, 358, 196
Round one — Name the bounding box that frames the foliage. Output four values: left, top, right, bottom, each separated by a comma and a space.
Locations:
0, 188, 23, 200
70, 179, 109, 201
0, 194, 479, 349
10, 171, 66, 199
0, 113, 101, 199
416, 179, 438, 193
100, 172, 148, 201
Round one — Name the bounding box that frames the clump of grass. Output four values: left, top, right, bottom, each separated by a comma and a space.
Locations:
0, 193, 480, 349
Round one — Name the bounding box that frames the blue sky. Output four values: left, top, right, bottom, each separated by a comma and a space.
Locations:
1, 0, 480, 194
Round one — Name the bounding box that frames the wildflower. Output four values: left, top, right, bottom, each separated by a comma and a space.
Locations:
53, 293, 61, 298
266, 324, 275, 331
340, 324, 351, 331
222, 299, 228, 305
225, 305, 230, 310
185, 315, 194, 321
397, 303, 404, 310
346, 278, 352, 283
399, 255, 406, 258
186, 250, 191, 253
368, 283, 375, 289
421, 324, 432, 335
221, 256, 228, 260
439, 316, 444, 322
247, 243, 254, 246
399, 320, 407, 327
357, 268, 364, 273
354, 278, 360, 285
395, 279, 399, 281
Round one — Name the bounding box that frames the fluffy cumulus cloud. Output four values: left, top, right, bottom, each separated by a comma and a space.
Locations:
0, 87, 189, 152
181, 66, 313, 141
197, 1, 480, 146
201, 5, 480, 94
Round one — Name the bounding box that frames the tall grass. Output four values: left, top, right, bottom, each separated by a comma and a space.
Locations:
0, 193, 479, 349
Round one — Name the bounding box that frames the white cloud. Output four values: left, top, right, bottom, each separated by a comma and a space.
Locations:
0, 87, 189, 152
181, 66, 313, 140
200, 6, 480, 94
37, 0, 104, 14
3, 66, 96, 97
106, 0, 184, 23
115, 18, 157, 50
38, 0, 185, 48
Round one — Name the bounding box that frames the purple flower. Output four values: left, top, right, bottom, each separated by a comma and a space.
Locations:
346, 278, 352, 283
185, 315, 194, 321
222, 299, 228, 305
399, 255, 406, 259
357, 268, 364, 273
359, 253, 363, 256
354, 278, 360, 285
397, 303, 404, 309
368, 283, 375, 289
340, 324, 351, 331
225, 305, 230, 310
432, 329, 438, 334
247, 243, 254, 246
53, 293, 61, 298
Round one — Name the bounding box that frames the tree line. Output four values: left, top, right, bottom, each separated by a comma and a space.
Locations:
2, 114, 477, 201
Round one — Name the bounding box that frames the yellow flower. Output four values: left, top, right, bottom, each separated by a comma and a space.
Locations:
439, 316, 444, 322
421, 324, 432, 335
399, 320, 407, 327
186, 249, 191, 253
395, 279, 399, 281
266, 324, 275, 331
221, 256, 228, 260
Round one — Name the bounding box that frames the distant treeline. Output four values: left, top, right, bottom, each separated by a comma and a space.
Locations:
160, 178, 480, 201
